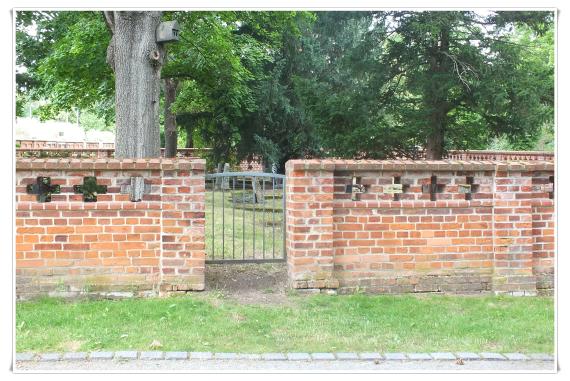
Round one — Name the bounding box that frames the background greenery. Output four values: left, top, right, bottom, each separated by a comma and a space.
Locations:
16, 11, 554, 168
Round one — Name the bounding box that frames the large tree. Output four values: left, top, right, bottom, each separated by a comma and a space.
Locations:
296, 11, 554, 159
379, 11, 553, 159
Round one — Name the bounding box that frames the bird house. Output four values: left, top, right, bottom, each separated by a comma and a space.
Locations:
156, 21, 180, 43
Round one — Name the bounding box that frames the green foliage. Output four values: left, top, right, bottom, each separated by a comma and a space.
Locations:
17, 11, 114, 122
16, 11, 554, 161
294, 11, 554, 158
16, 94, 26, 117
294, 12, 416, 159
235, 13, 322, 170
487, 135, 515, 151
534, 122, 555, 151
80, 111, 112, 132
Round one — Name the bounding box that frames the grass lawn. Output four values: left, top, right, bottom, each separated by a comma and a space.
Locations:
16, 294, 554, 353
205, 188, 285, 261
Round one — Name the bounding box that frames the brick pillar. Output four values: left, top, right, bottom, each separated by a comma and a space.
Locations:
530, 164, 555, 294
160, 159, 206, 292
492, 164, 536, 295
285, 160, 338, 290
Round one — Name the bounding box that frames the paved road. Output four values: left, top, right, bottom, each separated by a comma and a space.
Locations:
15, 359, 556, 372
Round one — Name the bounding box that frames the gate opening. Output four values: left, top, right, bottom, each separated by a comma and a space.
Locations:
205, 172, 286, 264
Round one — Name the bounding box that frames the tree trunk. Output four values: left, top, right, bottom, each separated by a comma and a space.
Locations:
184, 124, 193, 148
425, 110, 446, 159
104, 11, 164, 159
424, 27, 451, 160
164, 78, 178, 157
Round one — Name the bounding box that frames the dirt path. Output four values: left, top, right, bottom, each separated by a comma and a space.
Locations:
202, 263, 290, 305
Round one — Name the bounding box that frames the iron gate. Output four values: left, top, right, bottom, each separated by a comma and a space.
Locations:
205, 172, 286, 264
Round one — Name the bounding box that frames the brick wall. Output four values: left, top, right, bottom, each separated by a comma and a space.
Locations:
15, 158, 205, 299
285, 160, 555, 295
15, 157, 555, 298
16, 140, 113, 150
531, 171, 555, 293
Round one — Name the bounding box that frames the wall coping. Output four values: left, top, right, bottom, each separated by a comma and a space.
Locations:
285, 159, 554, 172
448, 149, 553, 155
15, 157, 206, 171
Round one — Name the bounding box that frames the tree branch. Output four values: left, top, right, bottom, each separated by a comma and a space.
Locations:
103, 11, 115, 34
441, 51, 478, 91
103, 11, 116, 72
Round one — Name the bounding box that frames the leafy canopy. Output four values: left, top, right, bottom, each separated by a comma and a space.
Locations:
15, 10, 554, 164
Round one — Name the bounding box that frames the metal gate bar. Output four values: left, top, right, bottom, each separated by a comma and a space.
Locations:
205, 171, 286, 264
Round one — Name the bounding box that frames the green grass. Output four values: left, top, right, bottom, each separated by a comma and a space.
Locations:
205, 189, 284, 260
16, 294, 554, 353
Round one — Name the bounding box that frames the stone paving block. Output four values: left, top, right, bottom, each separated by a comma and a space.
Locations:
262, 353, 287, 361
189, 352, 213, 360
503, 353, 529, 361
39, 353, 61, 362
89, 351, 114, 360
479, 352, 506, 361
430, 352, 456, 360
335, 352, 359, 360
63, 352, 88, 361
15, 353, 35, 361
236, 353, 262, 360
358, 352, 382, 361
529, 353, 554, 361
407, 353, 432, 361
214, 353, 238, 360
456, 352, 480, 361
115, 351, 138, 360
140, 351, 164, 360
311, 353, 336, 361
383, 353, 407, 360
164, 352, 188, 360
286, 353, 311, 361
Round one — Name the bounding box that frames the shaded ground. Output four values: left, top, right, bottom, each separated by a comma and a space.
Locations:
203, 262, 290, 305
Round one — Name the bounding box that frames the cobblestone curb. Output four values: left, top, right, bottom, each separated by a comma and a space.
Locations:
15, 351, 555, 362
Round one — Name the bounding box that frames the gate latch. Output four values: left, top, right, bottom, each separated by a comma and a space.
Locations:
346, 176, 366, 201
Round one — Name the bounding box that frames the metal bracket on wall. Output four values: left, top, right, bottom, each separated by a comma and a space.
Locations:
386, 176, 410, 201
457, 176, 480, 200
421, 175, 446, 201
346, 176, 366, 201
120, 177, 151, 202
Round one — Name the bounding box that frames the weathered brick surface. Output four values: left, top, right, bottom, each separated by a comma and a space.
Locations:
285, 160, 554, 295
16, 157, 554, 297
285, 164, 338, 289
531, 172, 555, 295
16, 158, 205, 299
